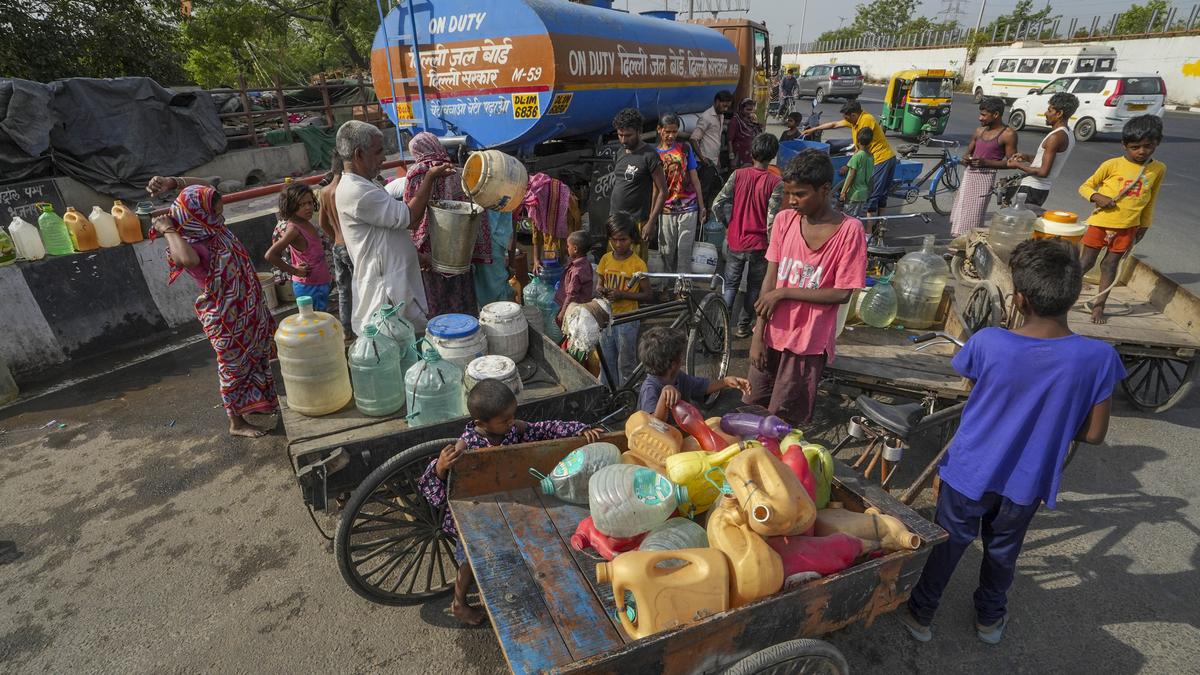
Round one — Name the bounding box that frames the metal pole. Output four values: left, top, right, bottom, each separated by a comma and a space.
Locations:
974, 0, 987, 36
799, 0, 807, 44
688, 0, 694, 21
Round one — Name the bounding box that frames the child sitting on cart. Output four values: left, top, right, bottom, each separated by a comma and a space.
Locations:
638, 326, 750, 421
901, 239, 1124, 645
418, 379, 603, 626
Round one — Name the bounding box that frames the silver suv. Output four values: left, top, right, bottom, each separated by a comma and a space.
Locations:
797, 64, 864, 103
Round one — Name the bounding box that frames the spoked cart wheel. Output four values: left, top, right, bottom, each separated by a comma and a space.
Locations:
1120, 354, 1198, 413
724, 639, 850, 675
962, 281, 1006, 334
687, 293, 731, 405
335, 438, 460, 604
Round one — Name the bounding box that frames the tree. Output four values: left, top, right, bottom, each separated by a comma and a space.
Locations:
815, 0, 958, 44
983, 0, 1058, 40
0, 0, 186, 84
1113, 0, 1170, 34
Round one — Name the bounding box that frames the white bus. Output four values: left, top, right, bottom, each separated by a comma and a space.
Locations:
974, 42, 1117, 102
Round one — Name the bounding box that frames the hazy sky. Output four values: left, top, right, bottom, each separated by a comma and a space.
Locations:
621, 0, 1143, 44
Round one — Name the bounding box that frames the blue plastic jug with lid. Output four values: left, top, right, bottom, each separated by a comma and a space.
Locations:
348, 324, 406, 417
404, 343, 467, 427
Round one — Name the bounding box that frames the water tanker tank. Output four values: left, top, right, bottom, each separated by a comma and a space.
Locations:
371, 0, 740, 152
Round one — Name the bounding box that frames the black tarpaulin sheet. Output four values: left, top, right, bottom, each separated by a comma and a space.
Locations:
0, 77, 226, 200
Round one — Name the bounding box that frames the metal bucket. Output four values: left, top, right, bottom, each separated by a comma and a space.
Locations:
427, 200, 483, 275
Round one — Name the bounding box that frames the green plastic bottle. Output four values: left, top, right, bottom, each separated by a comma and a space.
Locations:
0, 227, 16, 266
37, 204, 75, 256
859, 275, 898, 329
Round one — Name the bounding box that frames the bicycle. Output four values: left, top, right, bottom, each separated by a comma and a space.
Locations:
892, 137, 962, 217
594, 271, 731, 419
775, 94, 796, 121
855, 212, 933, 277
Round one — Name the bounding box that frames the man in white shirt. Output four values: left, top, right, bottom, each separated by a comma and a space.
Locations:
689, 90, 734, 210
334, 121, 451, 334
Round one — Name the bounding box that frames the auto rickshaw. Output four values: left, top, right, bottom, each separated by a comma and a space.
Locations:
881, 69, 956, 138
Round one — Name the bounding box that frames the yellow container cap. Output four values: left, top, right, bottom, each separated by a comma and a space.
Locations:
1036, 211, 1087, 237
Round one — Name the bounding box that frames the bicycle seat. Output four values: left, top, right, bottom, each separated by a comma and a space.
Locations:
855, 395, 927, 439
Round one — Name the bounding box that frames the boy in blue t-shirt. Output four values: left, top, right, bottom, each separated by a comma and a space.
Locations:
637, 326, 750, 421
901, 239, 1125, 645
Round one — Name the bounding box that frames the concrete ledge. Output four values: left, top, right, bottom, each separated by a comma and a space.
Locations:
2, 210, 279, 384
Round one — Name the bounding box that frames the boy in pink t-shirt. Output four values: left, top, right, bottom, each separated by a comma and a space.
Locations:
746, 149, 867, 424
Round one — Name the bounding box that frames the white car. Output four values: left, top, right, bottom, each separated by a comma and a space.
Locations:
1008, 72, 1166, 142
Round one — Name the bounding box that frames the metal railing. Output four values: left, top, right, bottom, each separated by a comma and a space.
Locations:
201, 73, 390, 146
787, 4, 1200, 54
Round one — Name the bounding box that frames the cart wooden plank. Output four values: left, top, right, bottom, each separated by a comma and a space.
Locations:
454, 495, 575, 673
1070, 286, 1199, 349
499, 489, 625, 659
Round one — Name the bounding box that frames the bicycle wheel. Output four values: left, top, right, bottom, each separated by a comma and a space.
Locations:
930, 163, 961, 216
335, 438, 459, 605
686, 293, 731, 404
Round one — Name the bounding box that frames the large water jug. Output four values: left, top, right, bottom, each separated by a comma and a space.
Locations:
595, 548, 730, 639
639, 518, 709, 553
369, 303, 419, 375
665, 445, 742, 516
348, 324, 406, 417
521, 274, 548, 333
707, 493, 784, 607
588, 463, 688, 538
275, 295, 353, 416
537, 291, 563, 342
88, 206, 122, 248
539, 259, 565, 292
534, 441, 621, 504
111, 200, 144, 243
893, 235, 950, 330
62, 207, 99, 252
724, 444, 815, 537
624, 411, 684, 474
36, 204, 75, 256
404, 345, 467, 427
9, 217, 45, 260
0, 227, 15, 266
859, 276, 898, 328
702, 217, 726, 259
989, 192, 1037, 263
814, 505, 921, 552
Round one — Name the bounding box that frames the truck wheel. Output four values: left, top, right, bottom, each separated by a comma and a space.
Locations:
724, 639, 849, 675
1074, 117, 1097, 142
974, 88, 984, 103
1009, 110, 1026, 131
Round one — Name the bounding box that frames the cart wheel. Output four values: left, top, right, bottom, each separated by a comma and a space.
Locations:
963, 281, 1005, 334
335, 438, 460, 605
724, 639, 849, 675
930, 164, 960, 216
1120, 355, 1197, 413
687, 293, 731, 405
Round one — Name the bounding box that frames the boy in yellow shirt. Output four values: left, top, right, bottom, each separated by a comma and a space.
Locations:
1078, 115, 1166, 324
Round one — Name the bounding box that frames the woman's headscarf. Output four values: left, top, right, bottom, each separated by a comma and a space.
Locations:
728, 97, 763, 168
157, 185, 251, 284
403, 131, 490, 263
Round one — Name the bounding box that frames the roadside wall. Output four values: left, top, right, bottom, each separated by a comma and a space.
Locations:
785, 35, 1200, 106
0, 210, 278, 384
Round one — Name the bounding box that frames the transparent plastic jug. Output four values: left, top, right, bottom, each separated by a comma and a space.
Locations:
62, 207, 99, 252
989, 192, 1037, 263
893, 234, 950, 330
370, 303, 419, 375
348, 324, 406, 417
638, 518, 709, 553
595, 548, 730, 640
404, 345, 466, 427
36, 204, 75, 256
534, 442, 621, 504
0, 227, 15, 266
588, 463, 688, 538
521, 274, 547, 333
859, 276, 898, 328
9, 217, 45, 260
538, 291, 563, 342
707, 494, 784, 607
665, 445, 742, 516
111, 200, 144, 243
814, 505, 921, 552
88, 206, 122, 248
275, 295, 353, 416
724, 444, 815, 537
623, 411, 684, 474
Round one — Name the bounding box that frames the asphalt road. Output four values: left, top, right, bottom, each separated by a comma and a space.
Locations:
2, 334, 1198, 672
782, 86, 1200, 292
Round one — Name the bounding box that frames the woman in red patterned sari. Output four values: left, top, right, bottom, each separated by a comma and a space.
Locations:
152, 185, 278, 438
